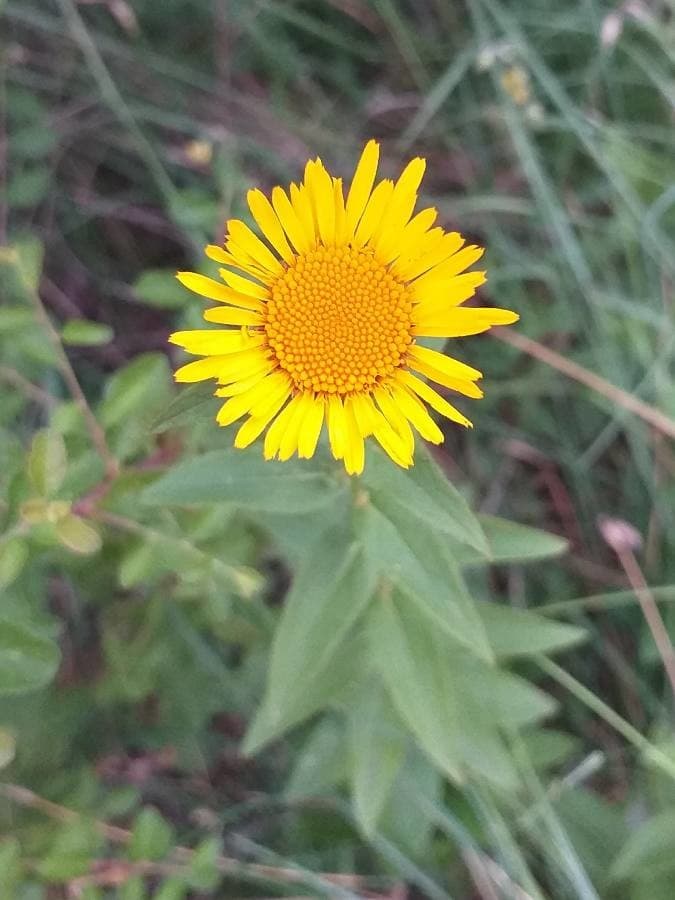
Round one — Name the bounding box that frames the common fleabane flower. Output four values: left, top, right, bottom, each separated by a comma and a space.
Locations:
169, 141, 518, 474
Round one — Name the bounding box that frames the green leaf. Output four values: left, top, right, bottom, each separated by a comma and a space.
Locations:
362, 444, 488, 555
187, 837, 223, 891
120, 876, 146, 900
0, 618, 60, 695
611, 809, 675, 882
0, 728, 16, 769
478, 603, 586, 658
0, 837, 22, 894
129, 807, 174, 862
0, 538, 29, 589
7, 166, 50, 209
244, 540, 375, 752
154, 880, 187, 900
367, 591, 465, 783
142, 449, 348, 515
357, 501, 492, 661
0, 307, 35, 333
61, 319, 113, 346
150, 382, 217, 433
0, 238, 43, 292
457, 515, 569, 566
54, 514, 102, 555
286, 716, 348, 799
99, 353, 171, 429
37, 820, 101, 881
134, 269, 189, 309
368, 591, 537, 788
27, 429, 67, 497
349, 680, 407, 836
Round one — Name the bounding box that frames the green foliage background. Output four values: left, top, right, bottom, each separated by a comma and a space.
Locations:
1, 0, 675, 897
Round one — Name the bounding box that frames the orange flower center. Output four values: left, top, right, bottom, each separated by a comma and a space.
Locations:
264, 245, 414, 395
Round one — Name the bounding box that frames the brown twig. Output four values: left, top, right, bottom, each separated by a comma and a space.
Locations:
24, 275, 119, 480
0, 782, 371, 895
600, 518, 675, 698
493, 328, 675, 441
0, 365, 56, 409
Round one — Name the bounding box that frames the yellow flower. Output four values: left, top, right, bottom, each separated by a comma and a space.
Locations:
169, 141, 518, 475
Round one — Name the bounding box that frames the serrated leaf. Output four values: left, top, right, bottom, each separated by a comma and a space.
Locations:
28, 429, 67, 497
142, 449, 348, 514
244, 540, 375, 753
478, 603, 586, 657
349, 681, 407, 836
362, 443, 488, 554
0, 617, 60, 695
55, 514, 102, 555
61, 319, 113, 346
129, 807, 174, 862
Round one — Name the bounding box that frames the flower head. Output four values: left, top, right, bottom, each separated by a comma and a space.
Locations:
169, 141, 518, 474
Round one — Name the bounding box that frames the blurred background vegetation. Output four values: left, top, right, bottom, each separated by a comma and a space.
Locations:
1, 0, 675, 897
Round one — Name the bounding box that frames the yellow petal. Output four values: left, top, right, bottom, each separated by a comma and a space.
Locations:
345, 139, 379, 235
396, 370, 473, 426
247, 189, 295, 264
214, 349, 275, 386
249, 372, 292, 417
412, 246, 485, 293
326, 394, 347, 460
234, 394, 287, 449
306, 159, 335, 246
333, 178, 347, 245
175, 355, 233, 383
297, 394, 324, 459
214, 371, 268, 397
408, 345, 483, 391
348, 393, 375, 437
264, 394, 303, 460
343, 400, 365, 475
351, 393, 412, 466
272, 186, 310, 253
203, 306, 263, 327
380, 206, 437, 265
290, 181, 317, 244
226, 219, 283, 275
206, 244, 269, 280
413, 306, 519, 337
353, 179, 394, 247
176, 272, 263, 310
412, 270, 488, 310
372, 157, 425, 252
216, 374, 279, 426
395, 231, 465, 281
373, 385, 415, 457
387, 382, 444, 444
218, 268, 269, 300
168, 329, 254, 355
